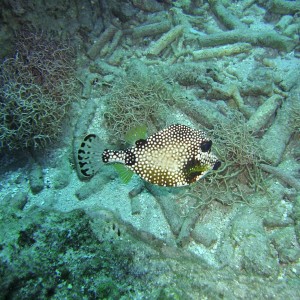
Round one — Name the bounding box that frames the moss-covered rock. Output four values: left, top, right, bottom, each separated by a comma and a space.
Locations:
0, 204, 153, 299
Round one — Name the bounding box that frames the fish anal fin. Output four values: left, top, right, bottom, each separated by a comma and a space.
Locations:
183, 158, 211, 183
113, 163, 134, 184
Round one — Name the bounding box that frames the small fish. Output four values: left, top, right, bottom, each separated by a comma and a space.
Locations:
77, 124, 221, 187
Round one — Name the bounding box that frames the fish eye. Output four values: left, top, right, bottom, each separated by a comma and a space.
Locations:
213, 160, 221, 170
200, 140, 212, 152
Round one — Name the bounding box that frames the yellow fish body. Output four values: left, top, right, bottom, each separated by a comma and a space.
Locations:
77, 124, 220, 187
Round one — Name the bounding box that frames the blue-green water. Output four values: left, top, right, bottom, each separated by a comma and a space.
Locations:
0, 0, 300, 299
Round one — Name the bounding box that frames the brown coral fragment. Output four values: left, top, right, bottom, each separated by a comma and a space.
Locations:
131, 21, 171, 39
260, 164, 300, 191
87, 25, 118, 60
246, 95, 283, 134
193, 29, 295, 52
192, 43, 251, 60
209, 0, 248, 30
146, 25, 185, 56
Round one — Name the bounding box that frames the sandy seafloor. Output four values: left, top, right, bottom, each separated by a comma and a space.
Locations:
0, 0, 300, 299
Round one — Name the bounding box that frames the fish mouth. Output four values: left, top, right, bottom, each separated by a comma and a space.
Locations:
213, 160, 221, 170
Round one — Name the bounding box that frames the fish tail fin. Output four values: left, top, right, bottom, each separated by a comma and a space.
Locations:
76, 134, 104, 178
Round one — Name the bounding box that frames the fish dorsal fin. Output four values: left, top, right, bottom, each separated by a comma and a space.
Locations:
113, 163, 134, 184
125, 125, 147, 145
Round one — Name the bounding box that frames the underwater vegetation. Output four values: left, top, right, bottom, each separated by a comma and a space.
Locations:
0, 203, 158, 299
0, 0, 300, 299
212, 113, 264, 189
186, 112, 264, 209
0, 29, 77, 151
103, 61, 182, 144
158, 113, 266, 233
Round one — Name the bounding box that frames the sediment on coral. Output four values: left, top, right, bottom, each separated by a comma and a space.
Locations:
260, 164, 300, 191
146, 24, 185, 56
129, 20, 171, 39
87, 25, 118, 60
176, 97, 228, 129
259, 88, 298, 165
1, 1, 300, 298
259, 0, 300, 15
209, 0, 248, 30
206, 0, 295, 51
190, 29, 295, 52
192, 43, 252, 60
246, 94, 283, 134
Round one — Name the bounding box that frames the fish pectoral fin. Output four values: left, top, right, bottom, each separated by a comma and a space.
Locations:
113, 163, 134, 184
183, 157, 211, 183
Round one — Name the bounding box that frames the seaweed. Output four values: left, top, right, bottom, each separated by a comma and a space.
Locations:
187, 112, 265, 208
0, 28, 78, 150
103, 66, 182, 144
